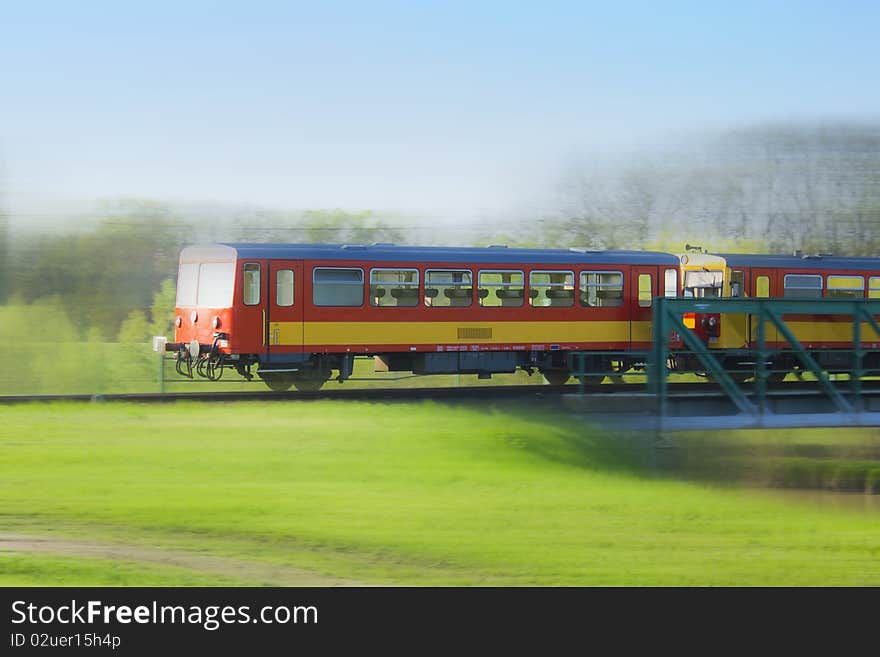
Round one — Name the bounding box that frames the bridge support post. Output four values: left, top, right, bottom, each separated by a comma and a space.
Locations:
755, 302, 768, 416
853, 307, 863, 413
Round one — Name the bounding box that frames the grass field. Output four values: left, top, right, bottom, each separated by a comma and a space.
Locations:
1, 401, 879, 586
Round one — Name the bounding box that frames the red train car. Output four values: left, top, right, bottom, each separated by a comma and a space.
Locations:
167, 243, 681, 390
676, 252, 880, 378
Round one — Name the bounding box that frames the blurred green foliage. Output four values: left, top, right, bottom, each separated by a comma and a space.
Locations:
9, 210, 190, 339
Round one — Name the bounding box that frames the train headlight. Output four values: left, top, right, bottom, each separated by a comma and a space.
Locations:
190, 311, 198, 324
175, 316, 182, 328
212, 316, 221, 329
707, 316, 717, 327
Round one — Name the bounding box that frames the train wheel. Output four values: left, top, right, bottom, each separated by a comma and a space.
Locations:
576, 374, 606, 385
292, 370, 331, 392
260, 372, 294, 392
542, 371, 571, 386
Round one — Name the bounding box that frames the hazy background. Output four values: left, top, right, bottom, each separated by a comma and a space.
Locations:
1, 0, 879, 392
3, 2, 879, 227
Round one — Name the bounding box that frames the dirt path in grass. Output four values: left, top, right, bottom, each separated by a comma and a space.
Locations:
0, 533, 362, 586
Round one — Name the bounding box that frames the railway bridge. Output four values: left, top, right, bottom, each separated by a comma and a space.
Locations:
568, 297, 880, 430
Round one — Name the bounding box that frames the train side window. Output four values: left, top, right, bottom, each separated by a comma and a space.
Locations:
530, 271, 574, 307
243, 263, 261, 306
276, 269, 294, 307
425, 270, 472, 307
664, 268, 678, 297
637, 274, 652, 307
370, 269, 419, 307
579, 271, 623, 307
730, 270, 745, 298
756, 276, 770, 298
870, 277, 880, 299
313, 267, 364, 307
783, 274, 822, 299
478, 270, 524, 307
827, 275, 865, 299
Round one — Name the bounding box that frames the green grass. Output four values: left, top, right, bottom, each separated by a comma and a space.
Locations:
1, 401, 879, 586
0, 554, 248, 586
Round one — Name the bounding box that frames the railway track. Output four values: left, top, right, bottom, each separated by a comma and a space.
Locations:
1, 380, 878, 405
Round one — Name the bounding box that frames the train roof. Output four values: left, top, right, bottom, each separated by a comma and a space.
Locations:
718, 253, 880, 270
197, 243, 681, 265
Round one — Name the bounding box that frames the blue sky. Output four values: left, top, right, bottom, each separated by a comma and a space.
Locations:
2, 1, 878, 218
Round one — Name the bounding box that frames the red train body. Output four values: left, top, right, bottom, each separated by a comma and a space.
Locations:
168, 244, 680, 390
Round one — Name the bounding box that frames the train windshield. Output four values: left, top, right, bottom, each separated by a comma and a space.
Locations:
176, 261, 236, 307
683, 270, 723, 298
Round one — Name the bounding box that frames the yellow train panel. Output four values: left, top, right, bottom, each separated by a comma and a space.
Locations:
712, 319, 880, 349
280, 321, 644, 347
268, 321, 303, 346
783, 321, 880, 345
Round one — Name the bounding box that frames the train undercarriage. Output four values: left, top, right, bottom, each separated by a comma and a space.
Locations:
168, 338, 880, 392
669, 348, 880, 383
167, 341, 635, 391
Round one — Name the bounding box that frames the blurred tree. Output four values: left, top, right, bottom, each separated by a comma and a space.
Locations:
301, 209, 404, 244
0, 209, 7, 304
149, 279, 177, 337
554, 121, 880, 255
11, 201, 192, 338
117, 309, 151, 343
0, 159, 8, 304
227, 207, 407, 244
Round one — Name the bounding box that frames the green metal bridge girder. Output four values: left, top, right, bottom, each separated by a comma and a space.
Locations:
650, 297, 880, 419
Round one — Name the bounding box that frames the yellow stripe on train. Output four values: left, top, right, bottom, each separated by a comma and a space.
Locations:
266, 321, 649, 346
781, 321, 880, 343
715, 316, 880, 349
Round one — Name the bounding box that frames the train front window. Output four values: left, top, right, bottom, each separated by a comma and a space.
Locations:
197, 262, 236, 307
176, 262, 199, 306
683, 270, 723, 298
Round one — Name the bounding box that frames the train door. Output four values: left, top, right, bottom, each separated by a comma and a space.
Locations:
236, 259, 269, 355
268, 260, 304, 358
749, 268, 778, 347
630, 266, 658, 348
725, 268, 749, 347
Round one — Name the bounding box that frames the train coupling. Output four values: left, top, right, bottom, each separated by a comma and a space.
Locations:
165, 340, 211, 359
